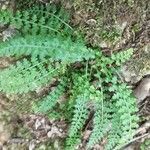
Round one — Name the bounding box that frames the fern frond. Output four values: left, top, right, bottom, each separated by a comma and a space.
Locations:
33, 78, 67, 113
108, 83, 139, 149
0, 5, 71, 35
65, 135, 81, 150
104, 114, 122, 150
68, 94, 89, 137
27, 4, 73, 31
111, 48, 134, 66
0, 35, 95, 62
95, 48, 133, 72
65, 73, 92, 148
87, 101, 111, 148
0, 10, 56, 34
66, 94, 89, 149
0, 58, 60, 94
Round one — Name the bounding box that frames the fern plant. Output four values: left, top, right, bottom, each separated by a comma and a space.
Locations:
0, 3, 139, 150
0, 4, 72, 36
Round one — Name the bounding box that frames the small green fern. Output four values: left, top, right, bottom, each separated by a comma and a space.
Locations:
0, 3, 139, 150
65, 135, 81, 150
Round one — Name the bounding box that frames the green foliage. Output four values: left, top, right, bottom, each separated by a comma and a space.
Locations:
0, 4, 72, 36
27, 4, 72, 33
105, 83, 139, 150
33, 78, 67, 113
0, 3, 139, 150
87, 101, 112, 148
0, 35, 95, 61
65, 74, 91, 147
65, 135, 81, 150
67, 97, 89, 147
0, 58, 60, 94
140, 139, 150, 150
111, 48, 134, 65
69, 95, 89, 132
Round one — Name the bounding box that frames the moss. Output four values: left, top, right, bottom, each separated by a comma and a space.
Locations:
72, 0, 149, 47
128, 44, 150, 77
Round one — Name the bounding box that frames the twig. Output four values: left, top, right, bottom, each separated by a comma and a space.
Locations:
120, 133, 150, 150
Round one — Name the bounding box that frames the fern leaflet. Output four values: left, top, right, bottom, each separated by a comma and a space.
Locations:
33, 78, 67, 113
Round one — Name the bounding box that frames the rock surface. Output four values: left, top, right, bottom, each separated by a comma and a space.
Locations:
134, 77, 150, 103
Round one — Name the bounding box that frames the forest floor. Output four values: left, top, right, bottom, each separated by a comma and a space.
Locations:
0, 0, 150, 150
